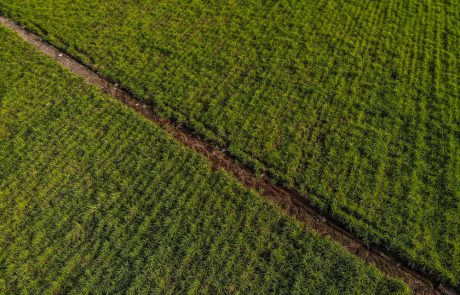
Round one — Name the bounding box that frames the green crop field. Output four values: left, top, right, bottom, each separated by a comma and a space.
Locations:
1, 0, 458, 286
0, 27, 410, 294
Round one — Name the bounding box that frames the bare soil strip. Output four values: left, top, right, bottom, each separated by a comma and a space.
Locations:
0, 15, 455, 295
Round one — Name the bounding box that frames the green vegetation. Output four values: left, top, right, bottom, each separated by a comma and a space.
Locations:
0, 27, 409, 294
1, 0, 458, 285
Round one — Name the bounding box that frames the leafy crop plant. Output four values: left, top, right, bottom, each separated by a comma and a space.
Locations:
0, 0, 458, 286
0, 27, 409, 294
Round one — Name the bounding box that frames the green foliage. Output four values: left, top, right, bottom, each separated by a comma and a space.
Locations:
0, 27, 409, 294
0, 0, 459, 286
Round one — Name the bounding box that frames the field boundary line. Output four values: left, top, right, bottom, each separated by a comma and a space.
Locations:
0, 15, 455, 295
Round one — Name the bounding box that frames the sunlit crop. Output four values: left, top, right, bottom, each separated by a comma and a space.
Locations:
0, 0, 458, 287
0, 27, 410, 294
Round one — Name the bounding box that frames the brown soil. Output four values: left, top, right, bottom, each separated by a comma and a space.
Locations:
0, 15, 456, 295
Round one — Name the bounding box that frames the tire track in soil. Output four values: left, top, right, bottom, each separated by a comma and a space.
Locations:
0, 15, 456, 295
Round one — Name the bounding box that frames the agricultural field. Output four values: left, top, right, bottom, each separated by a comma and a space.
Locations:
0, 0, 458, 286
0, 27, 411, 294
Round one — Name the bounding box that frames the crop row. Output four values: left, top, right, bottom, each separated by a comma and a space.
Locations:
0, 27, 409, 294
0, 0, 458, 286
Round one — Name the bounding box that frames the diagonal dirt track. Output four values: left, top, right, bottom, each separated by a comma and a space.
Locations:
0, 15, 456, 295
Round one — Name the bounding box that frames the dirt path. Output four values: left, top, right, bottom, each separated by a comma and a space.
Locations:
0, 15, 455, 295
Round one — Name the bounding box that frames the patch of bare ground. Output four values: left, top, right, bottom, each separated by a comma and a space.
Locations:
0, 15, 456, 295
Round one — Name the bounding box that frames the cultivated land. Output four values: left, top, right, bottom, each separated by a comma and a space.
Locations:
0, 27, 410, 294
0, 0, 458, 286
